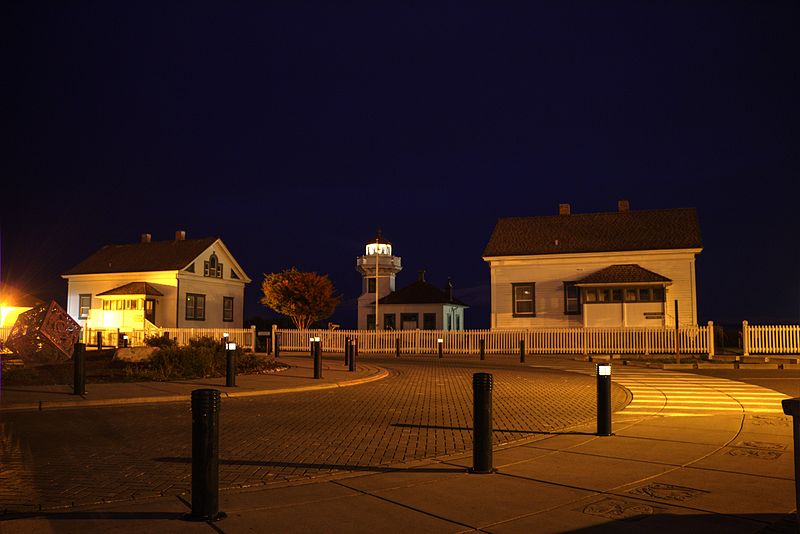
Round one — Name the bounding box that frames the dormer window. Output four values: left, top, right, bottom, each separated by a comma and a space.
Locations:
204, 253, 223, 278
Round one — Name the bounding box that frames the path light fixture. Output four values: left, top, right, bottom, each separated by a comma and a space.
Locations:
597, 363, 612, 436
437, 338, 443, 359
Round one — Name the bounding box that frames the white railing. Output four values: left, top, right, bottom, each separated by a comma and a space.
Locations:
275, 324, 715, 356
743, 321, 800, 355
79, 326, 256, 351
0, 326, 11, 344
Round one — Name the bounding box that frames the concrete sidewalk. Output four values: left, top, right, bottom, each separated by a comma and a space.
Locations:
0, 356, 387, 412
1, 359, 797, 533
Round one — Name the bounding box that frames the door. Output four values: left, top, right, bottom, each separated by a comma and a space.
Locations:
145, 299, 156, 324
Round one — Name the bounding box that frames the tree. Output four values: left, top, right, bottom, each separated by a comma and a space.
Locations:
260, 268, 341, 329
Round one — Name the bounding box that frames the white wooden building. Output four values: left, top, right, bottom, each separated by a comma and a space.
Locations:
483, 201, 703, 328
62, 231, 251, 331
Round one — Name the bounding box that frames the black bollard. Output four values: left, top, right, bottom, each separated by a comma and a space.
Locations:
72, 343, 86, 395
479, 338, 485, 361
470, 372, 493, 474
117, 328, 121, 348
313, 339, 322, 379
519, 339, 525, 363
395, 337, 400, 358
274, 332, 281, 359
225, 343, 236, 387
96, 331, 102, 350
344, 336, 350, 366
597, 363, 612, 436
187, 389, 225, 522
123, 335, 129, 348
349, 339, 357, 372
438, 338, 443, 359
782, 398, 800, 530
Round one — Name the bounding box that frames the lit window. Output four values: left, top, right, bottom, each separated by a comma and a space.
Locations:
186, 293, 206, 321
512, 283, 535, 316
223, 297, 234, 322
625, 289, 637, 301
78, 294, 91, 319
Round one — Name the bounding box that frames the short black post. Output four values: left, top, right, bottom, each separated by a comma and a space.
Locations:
395, 337, 400, 358
72, 343, 86, 395
782, 398, 800, 531
479, 338, 485, 361
470, 372, 493, 474
225, 343, 236, 387
349, 339, 357, 372
274, 332, 281, 359
96, 331, 102, 350
519, 339, 525, 363
344, 336, 350, 366
123, 335, 129, 348
117, 328, 121, 348
187, 389, 225, 522
313, 339, 322, 379
597, 363, 612, 436
438, 338, 443, 359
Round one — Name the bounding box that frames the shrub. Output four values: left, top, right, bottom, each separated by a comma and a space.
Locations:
144, 335, 178, 349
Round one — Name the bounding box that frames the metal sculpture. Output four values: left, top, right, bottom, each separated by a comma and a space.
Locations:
5, 301, 81, 365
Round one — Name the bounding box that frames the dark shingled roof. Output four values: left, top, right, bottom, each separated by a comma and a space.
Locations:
97, 282, 165, 296
379, 280, 468, 306
577, 264, 672, 285
483, 208, 702, 257
64, 237, 217, 275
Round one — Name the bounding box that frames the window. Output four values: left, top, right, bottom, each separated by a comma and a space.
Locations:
186, 293, 206, 320
583, 286, 667, 303
423, 313, 436, 330
230, 269, 239, 280
455, 314, 461, 330
203, 254, 223, 278
78, 294, 91, 319
446, 314, 451, 330
367, 278, 376, 293
384, 313, 396, 330
563, 282, 580, 315
652, 287, 665, 301
185, 262, 195, 273
512, 283, 535, 316
366, 314, 376, 330
638, 288, 651, 301
223, 297, 234, 322
400, 313, 419, 330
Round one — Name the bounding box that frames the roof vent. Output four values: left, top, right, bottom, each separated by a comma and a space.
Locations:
417, 269, 426, 282
140, 233, 151, 243
175, 230, 186, 241
559, 203, 571, 215
618, 199, 630, 212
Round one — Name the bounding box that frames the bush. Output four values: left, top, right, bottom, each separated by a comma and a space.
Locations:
144, 335, 178, 349
142, 336, 245, 380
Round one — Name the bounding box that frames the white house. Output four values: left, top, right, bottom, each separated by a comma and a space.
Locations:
62, 231, 251, 331
482, 201, 703, 328
356, 231, 467, 330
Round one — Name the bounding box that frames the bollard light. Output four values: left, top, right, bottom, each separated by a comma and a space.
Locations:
597, 363, 612, 436
187, 389, 226, 522
313, 337, 322, 379
123, 334, 129, 348
438, 338, 443, 359
225, 343, 237, 387
73, 343, 86, 395
470, 372, 494, 474
782, 398, 800, 530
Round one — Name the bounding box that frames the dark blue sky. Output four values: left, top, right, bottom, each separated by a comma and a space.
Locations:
2, 1, 798, 328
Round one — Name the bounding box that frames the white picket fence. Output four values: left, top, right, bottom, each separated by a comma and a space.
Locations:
275, 324, 715, 356
743, 322, 800, 355
78, 326, 256, 351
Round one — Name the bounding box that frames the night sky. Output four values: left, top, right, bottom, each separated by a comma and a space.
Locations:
3, 2, 798, 328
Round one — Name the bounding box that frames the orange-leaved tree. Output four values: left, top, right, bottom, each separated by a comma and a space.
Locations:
260, 268, 341, 329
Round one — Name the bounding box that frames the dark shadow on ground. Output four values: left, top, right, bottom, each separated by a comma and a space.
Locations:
391, 422, 596, 436
560, 511, 796, 533
0, 511, 186, 521
153, 457, 464, 473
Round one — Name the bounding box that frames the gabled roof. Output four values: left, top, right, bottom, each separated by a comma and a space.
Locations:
576, 264, 672, 285
63, 237, 218, 275
483, 208, 702, 257
379, 280, 468, 306
97, 282, 164, 296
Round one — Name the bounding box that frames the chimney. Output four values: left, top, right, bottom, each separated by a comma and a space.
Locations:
417, 269, 426, 283
140, 233, 151, 243
559, 203, 571, 215
175, 230, 186, 241
445, 278, 453, 301
618, 199, 630, 212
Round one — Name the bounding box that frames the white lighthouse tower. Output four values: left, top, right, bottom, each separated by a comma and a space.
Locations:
356, 230, 402, 329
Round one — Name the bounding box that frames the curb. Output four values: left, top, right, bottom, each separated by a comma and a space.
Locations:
0, 366, 390, 413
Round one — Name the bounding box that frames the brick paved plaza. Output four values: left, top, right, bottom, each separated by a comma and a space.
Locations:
0, 359, 628, 514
